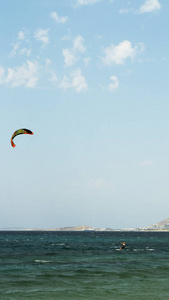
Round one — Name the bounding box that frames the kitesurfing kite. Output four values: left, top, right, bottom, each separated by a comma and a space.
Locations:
11, 128, 33, 147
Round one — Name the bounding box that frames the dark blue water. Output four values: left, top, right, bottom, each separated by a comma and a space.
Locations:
0, 231, 169, 299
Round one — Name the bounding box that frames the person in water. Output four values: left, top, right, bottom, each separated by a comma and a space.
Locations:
120, 242, 125, 250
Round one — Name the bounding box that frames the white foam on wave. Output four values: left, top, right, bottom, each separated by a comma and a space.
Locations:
35, 260, 53, 263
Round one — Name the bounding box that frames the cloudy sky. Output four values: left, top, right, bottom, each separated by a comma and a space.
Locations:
0, 0, 168, 229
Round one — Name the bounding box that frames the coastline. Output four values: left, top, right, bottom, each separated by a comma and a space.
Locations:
0, 225, 169, 232
1, 218, 169, 232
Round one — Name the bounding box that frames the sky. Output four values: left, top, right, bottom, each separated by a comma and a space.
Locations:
0, 0, 169, 229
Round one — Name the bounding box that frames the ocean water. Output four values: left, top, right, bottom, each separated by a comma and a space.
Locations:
0, 231, 169, 299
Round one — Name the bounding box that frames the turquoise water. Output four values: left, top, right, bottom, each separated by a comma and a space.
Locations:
0, 231, 169, 299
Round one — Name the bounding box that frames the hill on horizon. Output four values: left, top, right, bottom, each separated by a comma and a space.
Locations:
141, 218, 169, 230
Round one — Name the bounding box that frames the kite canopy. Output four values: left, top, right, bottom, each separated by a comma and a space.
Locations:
11, 128, 33, 147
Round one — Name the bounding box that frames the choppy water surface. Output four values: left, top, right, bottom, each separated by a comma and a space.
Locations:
0, 231, 169, 299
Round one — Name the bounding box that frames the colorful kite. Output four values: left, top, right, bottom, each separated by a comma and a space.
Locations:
11, 128, 33, 147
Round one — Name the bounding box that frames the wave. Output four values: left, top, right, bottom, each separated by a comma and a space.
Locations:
35, 260, 53, 263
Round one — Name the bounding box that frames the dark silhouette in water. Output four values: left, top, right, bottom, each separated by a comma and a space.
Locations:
120, 242, 125, 250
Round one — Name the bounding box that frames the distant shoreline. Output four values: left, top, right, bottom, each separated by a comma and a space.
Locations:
0, 227, 169, 232
0, 230, 169, 232
1, 219, 169, 232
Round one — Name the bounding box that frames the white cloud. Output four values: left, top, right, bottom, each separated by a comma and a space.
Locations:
73, 35, 86, 53
59, 69, 88, 92
62, 35, 86, 67
50, 12, 68, 23
100, 75, 119, 92
0, 66, 5, 81
71, 69, 88, 92
17, 30, 30, 42
34, 29, 49, 46
9, 30, 31, 57
108, 75, 119, 91
119, 8, 134, 14
9, 41, 31, 57
139, 0, 161, 13
9, 42, 20, 57
0, 60, 39, 88
101, 40, 145, 65
76, 0, 102, 6
18, 30, 25, 40
20, 47, 31, 56
62, 48, 76, 67
140, 160, 154, 167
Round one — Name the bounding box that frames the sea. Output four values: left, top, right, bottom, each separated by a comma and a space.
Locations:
0, 231, 169, 299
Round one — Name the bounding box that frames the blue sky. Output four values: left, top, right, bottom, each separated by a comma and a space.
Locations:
0, 0, 168, 229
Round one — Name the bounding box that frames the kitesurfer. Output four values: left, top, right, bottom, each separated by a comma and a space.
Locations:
120, 242, 125, 250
